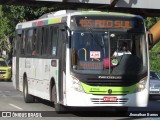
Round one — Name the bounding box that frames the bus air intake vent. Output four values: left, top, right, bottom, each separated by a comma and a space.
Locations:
85, 79, 135, 87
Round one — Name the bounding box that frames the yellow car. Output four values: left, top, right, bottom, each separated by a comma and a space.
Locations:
0, 58, 11, 81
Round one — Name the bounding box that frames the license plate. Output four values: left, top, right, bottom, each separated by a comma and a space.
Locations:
103, 96, 117, 102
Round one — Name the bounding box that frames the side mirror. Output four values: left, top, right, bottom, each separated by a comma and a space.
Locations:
148, 33, 153, 46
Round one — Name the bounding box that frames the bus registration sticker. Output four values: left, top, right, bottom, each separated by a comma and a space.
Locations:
103, 96, 117, 102
90, 51, 101, 58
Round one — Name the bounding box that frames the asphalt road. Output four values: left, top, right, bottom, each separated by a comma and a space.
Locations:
0, 81, 160, 120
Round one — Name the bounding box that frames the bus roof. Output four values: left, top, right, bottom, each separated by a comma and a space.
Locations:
16, 10, 141, 29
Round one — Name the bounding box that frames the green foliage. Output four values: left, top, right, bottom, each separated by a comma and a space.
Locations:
0, 6, 10, 54
149, 41, 160, 75
145, 17, 160, 30
0, 5, 56, 56
145, 17, 160, 75
1, 5, 56, 37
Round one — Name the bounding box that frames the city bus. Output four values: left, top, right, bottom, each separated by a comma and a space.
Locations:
12, 10, 153, 112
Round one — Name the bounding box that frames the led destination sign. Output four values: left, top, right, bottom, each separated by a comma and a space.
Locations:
79, 19, 132, 29
72, 16, 144, 31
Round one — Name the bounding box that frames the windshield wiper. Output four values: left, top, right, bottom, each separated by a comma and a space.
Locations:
88, 28, 104, 47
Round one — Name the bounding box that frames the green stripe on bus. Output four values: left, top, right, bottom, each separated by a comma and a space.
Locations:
81, 82, 137, 95
80, 11, 134, 17
48, 18, 62, 24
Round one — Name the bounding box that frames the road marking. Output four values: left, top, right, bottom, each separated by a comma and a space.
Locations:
9, 104, 23, 110
5, 91, 10, 92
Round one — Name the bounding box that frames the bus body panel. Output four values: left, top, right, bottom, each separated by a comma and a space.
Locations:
17, 58, 60, 101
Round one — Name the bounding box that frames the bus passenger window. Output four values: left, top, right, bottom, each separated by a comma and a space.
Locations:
26, 29, 33, 56
20, 31, 26, 55
41, 28, 46, 55
32, 29, 37, 56
51, 27, 58, 56
41, 27, 51, 56
113, 42, 131, 57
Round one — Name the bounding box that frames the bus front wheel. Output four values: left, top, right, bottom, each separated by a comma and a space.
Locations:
52, 85, 66, 113
23, 77, 35, 103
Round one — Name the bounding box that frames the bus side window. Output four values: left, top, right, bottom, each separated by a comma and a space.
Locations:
16, 30, 22, 56
41, 27, 50, 56
32, 29, 37, 56
45, 27, 50, 55
20, 30, 25, 55
26, 29, 33, 56
41, 27, 45, 55
36, 28, 42, 56
51, 26, 58, 56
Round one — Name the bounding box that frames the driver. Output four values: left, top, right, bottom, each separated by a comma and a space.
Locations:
113, 42, 131, 57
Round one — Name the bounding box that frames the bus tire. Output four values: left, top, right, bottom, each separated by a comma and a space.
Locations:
23, 77, 35, 103
7, 79, 12, 82
52, 85, 66, 113
149, 95, 153, 100
116, 107, 128, 114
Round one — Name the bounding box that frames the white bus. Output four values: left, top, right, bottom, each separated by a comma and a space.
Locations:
12, 10, 153, 112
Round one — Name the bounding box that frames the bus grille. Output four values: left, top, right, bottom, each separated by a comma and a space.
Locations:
84, 79, 135, 86
150, 91, 160, 94
154, 85, 160, 88
90, 98, 128, 104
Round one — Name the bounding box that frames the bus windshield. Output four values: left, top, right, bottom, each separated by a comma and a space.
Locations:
71, 30, 147, 76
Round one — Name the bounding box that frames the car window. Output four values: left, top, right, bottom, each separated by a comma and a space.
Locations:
0, 61, 7, 67
150, 71, 160, 79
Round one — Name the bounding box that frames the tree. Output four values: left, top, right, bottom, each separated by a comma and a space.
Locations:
1, 5, 56, 37
146, 17, 160, 75
0, 6, 11, 56
145, 17, 160, 29
0, 5, 56, 58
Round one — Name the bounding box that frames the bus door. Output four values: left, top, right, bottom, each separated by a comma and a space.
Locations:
57, 24, 67, 102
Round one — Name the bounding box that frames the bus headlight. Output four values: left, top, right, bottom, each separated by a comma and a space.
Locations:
71, 76, 84, 92
135, 77, 147, 92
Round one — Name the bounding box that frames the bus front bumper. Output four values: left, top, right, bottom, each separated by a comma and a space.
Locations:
65, 88, 148, 107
